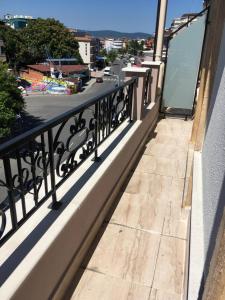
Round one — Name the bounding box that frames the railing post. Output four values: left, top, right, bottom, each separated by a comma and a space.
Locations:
122, 67, 150, 120
48, 129, 61, 209
3, 157, 18, 230
141, 61, 162, 103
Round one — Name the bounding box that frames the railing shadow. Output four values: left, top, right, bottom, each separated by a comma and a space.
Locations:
0, 121, 134, 286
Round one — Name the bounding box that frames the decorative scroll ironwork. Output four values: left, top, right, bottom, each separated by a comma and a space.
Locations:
0, 78, 137, 245
144, 70, 152, 106
53, 111, 96, 179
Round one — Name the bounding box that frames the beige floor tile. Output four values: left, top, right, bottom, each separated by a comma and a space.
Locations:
71, 269, 151, 300
152, 134, 190, 147
149, 288, 182, 300
84, 224, 160, 286
125, 172, 172, 197
167, 178, 185, 205
110, 192, 167, 233
153, 236, 186, 295
157, 117, 192, 128
136, 155, 187, 179
155, 120, 192, 138
144, 143, 187, 161
163, 179, 189, 239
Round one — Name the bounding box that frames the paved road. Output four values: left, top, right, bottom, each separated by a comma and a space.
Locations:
0, 59, 127, 206
23, 59, 126, 125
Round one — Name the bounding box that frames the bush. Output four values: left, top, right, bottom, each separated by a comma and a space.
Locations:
0, 62, 24, 138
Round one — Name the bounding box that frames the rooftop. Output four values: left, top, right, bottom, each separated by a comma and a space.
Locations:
27, 64, 89, 73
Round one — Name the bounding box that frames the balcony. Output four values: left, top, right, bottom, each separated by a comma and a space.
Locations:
0, 60, 192, 300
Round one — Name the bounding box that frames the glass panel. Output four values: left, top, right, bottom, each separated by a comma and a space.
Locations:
162, 13, 206, 111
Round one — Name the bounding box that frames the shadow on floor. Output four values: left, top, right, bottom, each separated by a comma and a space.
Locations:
61, 123, 158, 300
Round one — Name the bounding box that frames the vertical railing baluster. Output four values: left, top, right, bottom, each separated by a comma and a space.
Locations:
3, 157, 18, 230
16, 153, 26, 217
48, 128, 60, 209
41, 133, 48, 195
129, 81, 135, 122
30, 141, 38, 206
108, 95, 112, 136
93, 101, 100, 161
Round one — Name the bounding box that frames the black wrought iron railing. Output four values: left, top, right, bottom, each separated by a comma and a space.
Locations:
144, 70, 152, 106
0, 77, 137, 245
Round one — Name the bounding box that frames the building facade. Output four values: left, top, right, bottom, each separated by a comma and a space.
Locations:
104, 38, 124, 52
170, 13, 198, 32
70, 30, 99, 68
0, 39, 6, 61
3, 14, 33, 29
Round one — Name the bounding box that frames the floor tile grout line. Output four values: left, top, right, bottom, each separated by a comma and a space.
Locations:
83, 266, 152, 289
134, 169, 186, 180
150, 218, 165, 290
147, 287, 152, 300
105, 220, 187, 241
104, 221, 162, 236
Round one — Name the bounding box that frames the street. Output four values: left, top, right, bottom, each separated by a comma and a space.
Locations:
23, 59, 126, 126
0, 59, 127, 206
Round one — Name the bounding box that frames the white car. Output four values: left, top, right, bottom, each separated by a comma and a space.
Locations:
104, 67, 111, 76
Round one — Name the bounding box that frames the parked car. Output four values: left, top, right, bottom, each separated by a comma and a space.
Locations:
96, 77, 103, 83
104, 67, 111, 76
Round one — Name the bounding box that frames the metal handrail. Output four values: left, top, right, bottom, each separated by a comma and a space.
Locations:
0, 77, 137, 245
0, 78, 137, 157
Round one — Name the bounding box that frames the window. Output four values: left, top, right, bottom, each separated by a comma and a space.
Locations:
0, 46, 5, 55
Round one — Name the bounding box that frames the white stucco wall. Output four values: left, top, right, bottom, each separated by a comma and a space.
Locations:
189, 21, 225, 300
78, 41, 91, 65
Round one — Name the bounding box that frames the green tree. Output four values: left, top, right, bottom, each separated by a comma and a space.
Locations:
106, 50, 117, 64
0, 62, 24, 137
118, 48, 127, 55
0, 23, 23, 70
127, 40, 144, 56
0, 18, 83, 69
19, 18, 83, 64
99, 48, 107, 57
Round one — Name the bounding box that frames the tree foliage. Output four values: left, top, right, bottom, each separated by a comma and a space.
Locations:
127, 40, 144, 56
99, 48, 107, 57
0, 18, 83, 69
106, 50, 117, 64
0, 62, 24, 137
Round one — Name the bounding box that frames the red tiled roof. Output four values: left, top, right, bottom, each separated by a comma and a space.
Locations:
27, 64, 88, 73
75, 36, 92, 42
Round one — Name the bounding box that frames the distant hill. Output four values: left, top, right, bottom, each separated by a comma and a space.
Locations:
80, 30, 152, 39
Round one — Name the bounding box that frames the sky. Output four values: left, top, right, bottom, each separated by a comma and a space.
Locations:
0, 0, 203, 33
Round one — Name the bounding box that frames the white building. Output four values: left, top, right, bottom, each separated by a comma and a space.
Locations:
104, 39, 124, 52
171, 13, 199, 32
73, 34, 99, 68
112, 40, 123, 50
76, 36, 92, 66
104, 39, 114, 52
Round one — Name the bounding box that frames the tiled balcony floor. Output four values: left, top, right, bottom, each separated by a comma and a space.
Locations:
68, 117, 192, 300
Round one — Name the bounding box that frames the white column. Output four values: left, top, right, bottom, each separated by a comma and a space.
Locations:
155, 0, 168, 62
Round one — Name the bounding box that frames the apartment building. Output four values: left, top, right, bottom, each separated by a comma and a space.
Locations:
70, 30, 100, 68
104, 38, 124, 52
171, 12, 198, 32
3, 14, 33, 29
